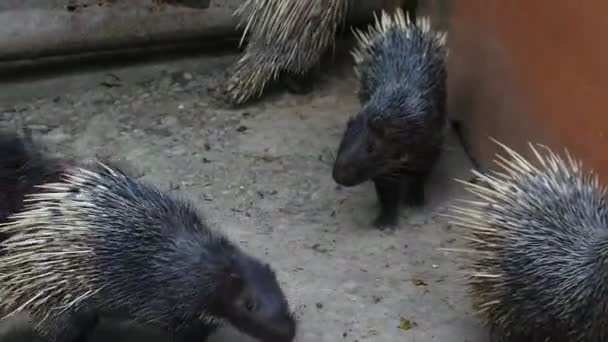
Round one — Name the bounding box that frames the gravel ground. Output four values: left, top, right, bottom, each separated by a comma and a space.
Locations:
0, 47, 484, 342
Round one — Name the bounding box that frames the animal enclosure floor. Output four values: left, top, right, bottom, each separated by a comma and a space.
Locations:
0, 49, 484, 342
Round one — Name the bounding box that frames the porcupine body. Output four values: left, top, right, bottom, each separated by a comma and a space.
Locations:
332, 8, 448, 229
0, 134, 296, 342
447, 140, 608, 342
223, 0, 349, 106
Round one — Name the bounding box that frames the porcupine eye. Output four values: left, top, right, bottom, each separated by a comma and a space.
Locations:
245, 298, 256, 312
366, 141, 375, 154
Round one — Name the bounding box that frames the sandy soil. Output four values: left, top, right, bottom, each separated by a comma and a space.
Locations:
0, 45, 484, 342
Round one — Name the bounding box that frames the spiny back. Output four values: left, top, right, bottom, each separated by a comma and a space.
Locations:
447, 140, 608, 341
224, 0, 349, 105
0, 162, 228, 322
351, 8, 448, 106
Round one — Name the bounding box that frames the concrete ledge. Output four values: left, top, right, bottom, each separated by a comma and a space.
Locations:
0, 0, 411, 63
0, 5, 237, 62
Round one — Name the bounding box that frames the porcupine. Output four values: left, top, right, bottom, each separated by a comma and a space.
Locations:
0, 131, 296, 342
445, 140, 608, 342
223, 0, 349, 106
331, 8, 448, 229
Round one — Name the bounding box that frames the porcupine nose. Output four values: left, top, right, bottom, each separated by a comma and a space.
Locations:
332, 161, 355, 186
272, 314, 296, 342
258, 297, 296, 342
332, 157, 368, 187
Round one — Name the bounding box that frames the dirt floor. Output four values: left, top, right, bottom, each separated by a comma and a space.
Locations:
0, 45, 484, 342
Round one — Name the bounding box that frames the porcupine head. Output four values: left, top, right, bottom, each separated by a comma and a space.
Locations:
332, 10, 448, 187
204, 242, 297, 342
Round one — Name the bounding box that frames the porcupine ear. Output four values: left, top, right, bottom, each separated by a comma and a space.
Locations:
369, 116, 403, 138
211, 270, 246, 313
222, 257, 246, 294
228, 272, 244, 287
370, 114, 406, 138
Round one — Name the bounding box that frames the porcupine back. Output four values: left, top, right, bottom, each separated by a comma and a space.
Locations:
447, 140, 608, 342
0, 160, 235, 326
351, 8, 448, 112
224, 0, 349, 105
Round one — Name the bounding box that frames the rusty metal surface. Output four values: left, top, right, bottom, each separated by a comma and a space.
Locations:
416, 0, 450, 30
448, 0, 608, 181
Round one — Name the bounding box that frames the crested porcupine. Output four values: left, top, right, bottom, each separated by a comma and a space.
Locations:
223, 0, 349, 106
0, 133, 296, 342
445, 140, 608, 342
332, 8, 448, 229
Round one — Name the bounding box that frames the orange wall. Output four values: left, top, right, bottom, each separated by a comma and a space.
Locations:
448, 0, 608, 181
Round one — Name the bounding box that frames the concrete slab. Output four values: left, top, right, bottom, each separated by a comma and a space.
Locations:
0, 46, 485, 342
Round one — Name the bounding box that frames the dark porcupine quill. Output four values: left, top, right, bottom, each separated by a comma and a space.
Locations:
332, 8, 448, 230
444, 140, 608, 342
0, 132, 296, 342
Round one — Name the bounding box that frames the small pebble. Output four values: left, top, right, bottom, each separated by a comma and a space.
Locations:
161, 116, 178, 126
413, 279, 428, 287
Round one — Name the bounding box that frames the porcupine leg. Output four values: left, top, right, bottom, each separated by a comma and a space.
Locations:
372, 178, 400, 229
279, 65, 319, 95
488, 324, 520, 342
401, 172, 429, 207
280, 72, 314, 95
35, 310, 99, 342
488, 324, 538, 342
173, 321, 219, 342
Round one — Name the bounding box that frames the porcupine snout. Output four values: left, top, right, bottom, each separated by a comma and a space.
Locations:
332, 157, 369, 187
332, 114, 377, 187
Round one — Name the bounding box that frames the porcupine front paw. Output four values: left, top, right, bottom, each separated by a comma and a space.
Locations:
402, 179, 425, 207
373, 210, 398, 230
488, 324, 537, 342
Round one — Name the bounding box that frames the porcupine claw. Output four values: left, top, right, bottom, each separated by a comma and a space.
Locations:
373, 178, 400, 230
373, 212, 398, 231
